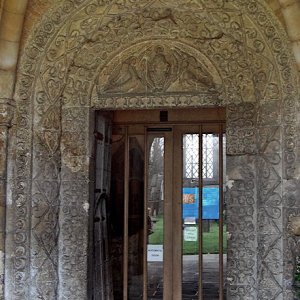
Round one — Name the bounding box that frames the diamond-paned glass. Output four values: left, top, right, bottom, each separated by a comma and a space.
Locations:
202, 134, 214, 179
183, 134, 199, 179
183, 134, 215, 179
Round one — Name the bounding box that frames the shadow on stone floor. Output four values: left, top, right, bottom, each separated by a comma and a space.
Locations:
129, 254, 227, 299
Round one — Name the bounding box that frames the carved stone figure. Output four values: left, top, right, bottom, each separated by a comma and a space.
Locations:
102, 56, 143, 93
147, 46, 171, 91
96, 42, 220, 97
179, 55, 215, 90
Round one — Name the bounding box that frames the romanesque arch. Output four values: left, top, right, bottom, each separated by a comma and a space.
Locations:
5, 0, 299, 299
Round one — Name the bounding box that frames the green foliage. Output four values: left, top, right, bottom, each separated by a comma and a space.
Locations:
149, 217, 227, 254
295, 256, 300, 282
294, 256, 300, 298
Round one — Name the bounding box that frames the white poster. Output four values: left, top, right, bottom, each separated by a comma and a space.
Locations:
147, 245, 163, 262
184, 227, 198, 242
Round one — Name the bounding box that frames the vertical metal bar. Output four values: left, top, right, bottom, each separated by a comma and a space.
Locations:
172, 127, 182, 299
218, 125, 224, 300
123, 127, 129, 300
165, 130, 174, 300
198, 126, 203, 300
143, 128, 148, 300
91, 112, 97, 299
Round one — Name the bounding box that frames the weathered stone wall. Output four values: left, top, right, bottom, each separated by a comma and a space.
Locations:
279, 0, 300, 70
21, 0, 55, 49
0, 0, 3, 22
266, 0, 286, 27
0, 0, 299, 300
16, 0, 300, 69
0, 1, 28, 298
0, 101, 13, 300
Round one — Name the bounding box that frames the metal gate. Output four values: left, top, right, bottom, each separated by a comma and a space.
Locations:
94, 108, 226, 300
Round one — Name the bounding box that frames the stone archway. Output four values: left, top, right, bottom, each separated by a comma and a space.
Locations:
5, 1, 299, 299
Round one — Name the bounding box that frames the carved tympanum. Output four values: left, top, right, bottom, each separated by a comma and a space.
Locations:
96, 41, 221, 96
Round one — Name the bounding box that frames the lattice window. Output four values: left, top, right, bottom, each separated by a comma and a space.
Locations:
183, 134, 199, 179
183, 134, 216, 179
202, 134, 214, 179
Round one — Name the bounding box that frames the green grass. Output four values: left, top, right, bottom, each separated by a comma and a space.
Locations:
149, 217, 227, 254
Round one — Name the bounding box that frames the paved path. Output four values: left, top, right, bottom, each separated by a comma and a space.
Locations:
147, 254, 227, 300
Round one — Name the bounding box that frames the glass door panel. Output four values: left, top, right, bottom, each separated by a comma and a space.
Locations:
105, 110, 226, 300
128, 135, 145, 299
110, 130, 125, 300
202, 133, 220, 300
179, 128, 227, 300
182, 134, 200, 300
147, 137, 165, 299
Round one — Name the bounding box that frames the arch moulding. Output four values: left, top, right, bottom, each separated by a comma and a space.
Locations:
5, 1, 299, 300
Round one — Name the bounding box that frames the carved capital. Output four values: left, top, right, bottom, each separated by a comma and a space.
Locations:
0, 99, 15, 127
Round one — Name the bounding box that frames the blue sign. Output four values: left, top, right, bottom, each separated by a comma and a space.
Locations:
182, 187, 219, 220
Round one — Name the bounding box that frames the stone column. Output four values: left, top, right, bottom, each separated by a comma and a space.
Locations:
0, 1, 28, 296
226, 103, 258, 299
58, 106, 92, 300
0, 99, 14, 300
256, 101, 284, 299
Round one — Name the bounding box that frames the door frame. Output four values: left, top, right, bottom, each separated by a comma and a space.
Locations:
96, 108, 226, 299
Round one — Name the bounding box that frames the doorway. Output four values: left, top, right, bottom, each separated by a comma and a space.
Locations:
92, 108, 226, 300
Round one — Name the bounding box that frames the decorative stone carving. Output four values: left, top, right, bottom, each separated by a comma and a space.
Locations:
92, 93, 222, 110
226, 103, 257, 155
5, 0, 299, 299
96, 42, 221, 96
0, 100, 14, 127
226, 155, 257, 298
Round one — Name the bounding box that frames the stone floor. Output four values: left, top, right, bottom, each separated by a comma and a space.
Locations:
147, 254, 227, 300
